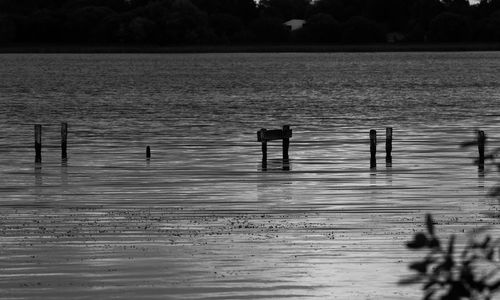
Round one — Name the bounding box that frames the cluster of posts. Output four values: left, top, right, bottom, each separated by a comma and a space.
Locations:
34, 123, 152, 164
33, 124, 487, 171
256, 125, 487, 171
369, 127, 393, 169
34, 123, 68, 164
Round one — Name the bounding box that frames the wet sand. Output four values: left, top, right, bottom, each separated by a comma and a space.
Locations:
1, 155, 499, 299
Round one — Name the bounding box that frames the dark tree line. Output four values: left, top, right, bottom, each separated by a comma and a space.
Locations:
0, 0, 500, 45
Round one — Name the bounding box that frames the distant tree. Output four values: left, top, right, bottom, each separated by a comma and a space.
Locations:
192, 0, 257, 22
341, 15, 386, 43
0, 0, 42, 14
0, 0, 500, 45
298, 13, 340, 43
410, 0, 445, 29
259, 0, 311, 21
0, 15, 17, 43
209, 13, 244, 43
476, 10, 500, 41
162, 0, 212, 44
428, 11, 470, 42
364, 0, 413, 31
128, 16, 156, 42
309, 0, 348, 21
64, 6, 115, 42
28, 9, 65, 42
441, 0, 470, 15
62, 0, 128, 11
250, 16, 289, 43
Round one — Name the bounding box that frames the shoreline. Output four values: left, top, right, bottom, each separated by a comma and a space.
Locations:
1, 43, 500, 54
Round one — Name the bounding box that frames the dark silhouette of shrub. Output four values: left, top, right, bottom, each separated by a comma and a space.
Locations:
402, 214, 500, 300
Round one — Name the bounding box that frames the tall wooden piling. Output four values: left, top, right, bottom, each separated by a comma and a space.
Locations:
370, 129, 377, 168
35, 124, 42, 163
282, 125, 290, 161
385, 127, 392, 163
260, 129, 268, 169
146, 146, 151, 160
478, 130, 485, 165
61, 122, 68, 160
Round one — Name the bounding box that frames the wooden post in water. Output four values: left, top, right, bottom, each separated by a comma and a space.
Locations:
370, 129, 377, 168
282, 125, 291, 171
385, 127, 392, 163
61, 122, 68, 161
35, 124, 42, 163
478, 130, 486, 166
282, 125, 290, 161
259, 129, 267, 170
146, 146, 151, 160
257, 126, 292, 171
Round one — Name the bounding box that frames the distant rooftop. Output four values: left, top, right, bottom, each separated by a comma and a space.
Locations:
283, 19, 306, 31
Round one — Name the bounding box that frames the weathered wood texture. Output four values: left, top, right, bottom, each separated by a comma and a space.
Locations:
257, 128, 292, 142
61, 122, 68, 160
370, 129, 376, 168
35, 124, 42, 163
385, 127, 392, 160
478, 130, 485, 164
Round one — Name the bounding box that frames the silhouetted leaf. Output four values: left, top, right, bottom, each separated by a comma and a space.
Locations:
429, 237, 441, 249
448, 235, 455, 255
398, 275, 424, 285
407, 232, 429, 249
424, 280, 438, 290
461, 265, 474, 284
487, 248, 495, 260
446, 281, 470, 299
439, 254, 454, 271
489, 280, 500, 291
460, 140, 478, 148
426, 214, 434, 235
482, 236, 491, 249
423, 289, 436, 300
410, 260, 430, 274
489, 186, 500, 197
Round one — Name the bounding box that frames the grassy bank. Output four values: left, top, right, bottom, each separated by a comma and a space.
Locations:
1, 43, 500, 53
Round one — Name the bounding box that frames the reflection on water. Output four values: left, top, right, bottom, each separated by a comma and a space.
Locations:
1, 52, 500, 299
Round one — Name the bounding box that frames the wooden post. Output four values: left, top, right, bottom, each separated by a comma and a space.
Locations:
282, 125, 290, 161
61, 122, 68, 161
370, 129, 376, 168
146, 146, 151, 160
257, 126, 292, 171
385, 127, 392, 163
478, 130, 485, 166
259, 129, 267, 170
35, 124, 42, 163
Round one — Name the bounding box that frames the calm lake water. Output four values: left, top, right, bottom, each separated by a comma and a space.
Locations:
1, 52, 500, 299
